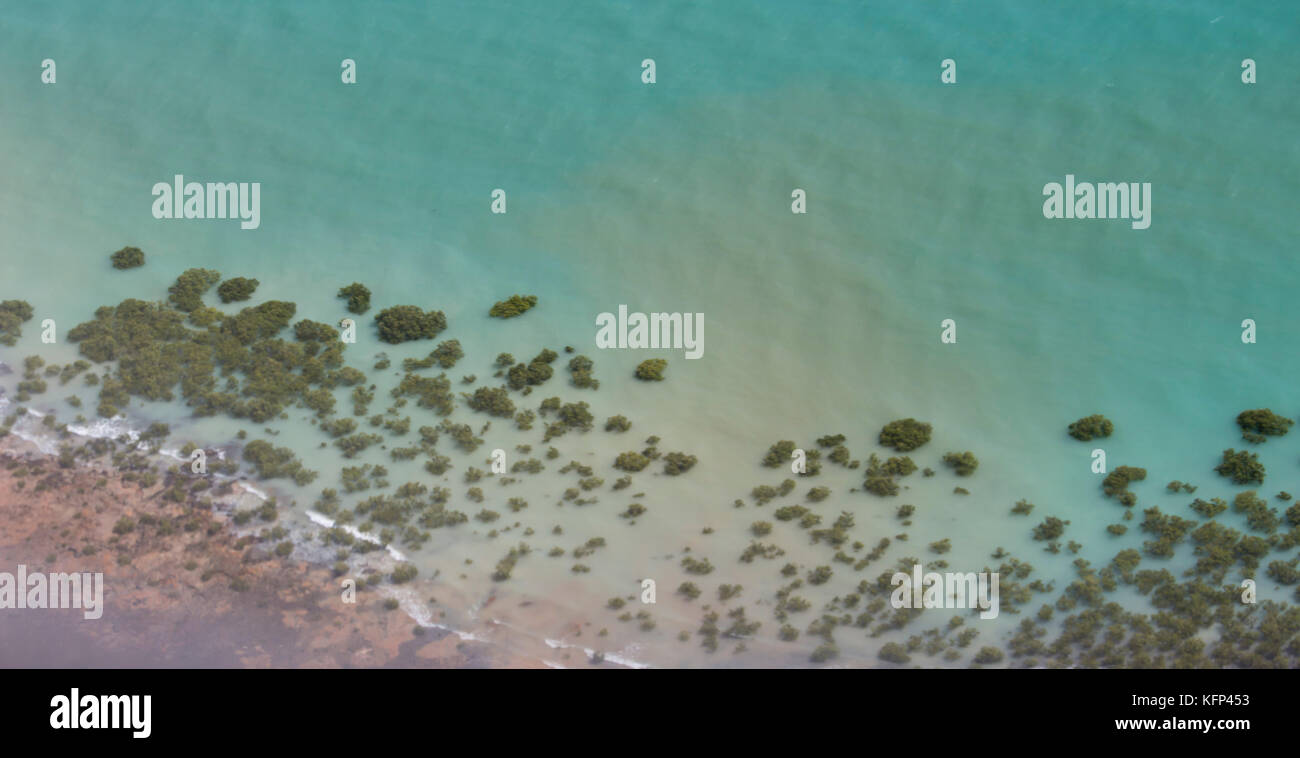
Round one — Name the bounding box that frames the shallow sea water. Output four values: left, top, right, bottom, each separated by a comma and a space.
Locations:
1, 1, 1298, 666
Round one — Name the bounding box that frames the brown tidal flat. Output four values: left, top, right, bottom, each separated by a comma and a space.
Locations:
0, 442, 549, 669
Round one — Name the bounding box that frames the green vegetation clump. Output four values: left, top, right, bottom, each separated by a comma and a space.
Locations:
242, 440, 318, 485
1214, 449, 1265, 485
1032, 516, 1066, 541
187, 306, 221, 327
568, 355, 598, 389
167, 268, 221, 312
553, 401, 593, 433
293, 319, 339, 343
217, 277, 260, 303
391, 564, 418, 583
567, 537, 605, 560
1266, 560, 1300, 585
430, 340, 464, 369
465, 386, 515, 417
1102, 466, 1147, 505
634, 359, 667, 381
808, 511, 854, 548
488, 294, 537, 319
340, 465, 373, 493
16, 356, 49, 400
878, 642, 910, 664
681, 556, 714, 575
57, 360, 91, 385
522, 360, 553, 387
1233, 491, 1280, 534
739, 541, 786, 564
941, 451, 979, 476
337, 283, 371, 314
408, 340, 464, 370
504, 351, 559, 390
1185, 522, 1247, 582
1067, 414, 1113, 441
614, 451, 650, 472
973, 647, 1005, 665
762, 441, 796, 468
718, 584, 743, 601
393, 373, 454, 416
862, 454, 900, 497
375, 305, 446, 344
878, 418, 932, 452
881, 456, 917, 477
335, 432, 383, 458
807, 486, 830, 502
437, 420, 482, 452
492, 543, 531, 581
663, 452, 697, 475
0, 300, 34, 346
1236, 408, 1293, 443
1011, 499, 1034, 515
1112, 548, 1141, 575
775, 505, 809, 521
1191, 498, 1228, 519
1138, 506, 1197, 557
110, 246, 145, 269
219, 300, 297, 345
605, 415, 631, 432
335, 366, 365, 385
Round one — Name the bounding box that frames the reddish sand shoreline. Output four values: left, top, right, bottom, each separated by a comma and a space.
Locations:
0, 443, 553, 668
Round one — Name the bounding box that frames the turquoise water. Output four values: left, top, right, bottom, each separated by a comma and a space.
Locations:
2, 1, 1298, 666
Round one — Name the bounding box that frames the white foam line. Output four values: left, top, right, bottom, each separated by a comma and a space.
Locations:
63, 413, 141, 443
158, 446, 188, 462
241, 482, 271, 501
7, 426, 59, 454
384, 587, 487, 642
542, 636, 652, 669
305, 509, 407, 561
